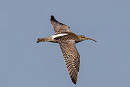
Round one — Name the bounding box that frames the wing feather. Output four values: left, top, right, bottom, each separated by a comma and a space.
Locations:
50, 15, 71, 34
59, 40, 80, 84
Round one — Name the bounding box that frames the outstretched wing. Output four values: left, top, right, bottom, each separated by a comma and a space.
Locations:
59, 40, 80, 84
50, 15, 71, 34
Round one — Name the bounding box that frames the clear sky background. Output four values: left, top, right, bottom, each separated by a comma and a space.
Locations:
0, 0, 130, 87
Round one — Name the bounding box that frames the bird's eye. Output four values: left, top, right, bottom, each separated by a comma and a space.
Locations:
82, 36, 85, 38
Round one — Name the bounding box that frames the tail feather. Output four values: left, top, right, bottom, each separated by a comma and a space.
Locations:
37, 38, 51, 43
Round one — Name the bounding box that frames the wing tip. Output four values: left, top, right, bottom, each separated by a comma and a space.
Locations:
70, 75, 78, 85
50, 15, 65, 25
50, 15, 57, 21
71, 78, 77, 85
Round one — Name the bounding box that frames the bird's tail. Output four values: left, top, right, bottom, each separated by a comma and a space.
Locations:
37, 37, 52, 43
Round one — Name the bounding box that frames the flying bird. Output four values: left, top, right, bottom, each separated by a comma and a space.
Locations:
37, 15, 96, 84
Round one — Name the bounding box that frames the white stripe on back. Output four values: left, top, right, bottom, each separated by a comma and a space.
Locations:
51, 33, 68, 39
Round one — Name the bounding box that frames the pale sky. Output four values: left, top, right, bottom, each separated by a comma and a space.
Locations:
0, 0, 130, 87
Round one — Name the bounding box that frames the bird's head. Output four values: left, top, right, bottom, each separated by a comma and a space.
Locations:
78, 35, 97, 42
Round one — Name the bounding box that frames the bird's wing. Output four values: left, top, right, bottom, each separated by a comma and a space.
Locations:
50, 15, 71, 34
59, 40, 80, 84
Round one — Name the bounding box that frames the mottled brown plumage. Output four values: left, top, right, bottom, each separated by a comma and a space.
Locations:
51, 15, 70, 34
37, 15, 96, 84
59, 40, 80, 84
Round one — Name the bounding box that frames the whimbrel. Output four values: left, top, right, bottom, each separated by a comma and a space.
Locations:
37, 15, 96, 84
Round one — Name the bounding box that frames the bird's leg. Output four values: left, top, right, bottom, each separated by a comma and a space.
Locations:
87, 38, 97, 42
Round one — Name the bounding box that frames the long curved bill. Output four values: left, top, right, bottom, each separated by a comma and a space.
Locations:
87, 38, 97, 42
